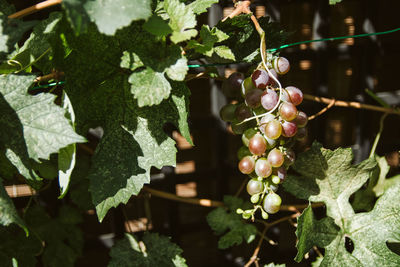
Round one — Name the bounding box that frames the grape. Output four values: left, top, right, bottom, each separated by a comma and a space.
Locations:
245, 89, 263, 108
253, 106, 267, 115
222, 72, 244, 98
237, 146, 252, 160
281, 89, 290, 102
231, 120, 250, 135
294, 111, 308, 128
238, 156, 255, 174
255, 158, 272, 178
279, 102, 297, 121
271, 175, 280, 184
273, 57, 290, 75
248, 133, 267, 156
252, 69, 269, 89
267, 148, 284, 167
281, 121, 298, 137
284, 148, 296, 166
276, 167, 287, 182
264, 120, 282, 140
286, 86, 303, 106
261, 89, 279, 110
251, 194, 260, 203
241, 77, 256, 97
219, 103, 237, 122
242, 128, 258, 146
263, 193, 282, 214
259, 114, 275, 134
266, 137, 277, 149
247, 178, 264, 195
235, 104, 252, 121
296, 127, 307, 141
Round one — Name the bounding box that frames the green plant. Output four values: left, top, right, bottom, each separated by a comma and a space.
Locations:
0, 0, 399, 266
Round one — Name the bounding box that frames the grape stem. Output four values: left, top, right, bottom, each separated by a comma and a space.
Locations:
308, 98, 336, 120
8, 0, 62, 19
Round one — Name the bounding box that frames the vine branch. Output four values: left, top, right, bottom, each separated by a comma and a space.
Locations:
304, 94, 400, 116
8, 0, 62, 19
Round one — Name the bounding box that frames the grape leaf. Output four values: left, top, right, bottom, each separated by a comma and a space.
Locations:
283, 142, 376, 226
58, 92, 77, 198
164, 0, 198, 43
129, 67, 172, 107
207, 196, 256, 249
0, 15, 36, 59
62, 0, 152, 35
329, 0, 342, 4
109, 232, 187, 267
142, 15, 172, 37
0, 225, 41, 267
285, 142, 400, 266
0, 178, 27, 234
188, 0, 218, 14
25, 205, 83, 267
0, 75, 86, 185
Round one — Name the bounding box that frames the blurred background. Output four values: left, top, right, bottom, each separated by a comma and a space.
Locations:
7, 0, 400, 266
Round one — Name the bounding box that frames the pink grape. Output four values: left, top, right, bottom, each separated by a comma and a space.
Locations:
294, 111, 308, 128
259, 114, 275, 134
238, 156, 255, 174
255, 158, 272, 178
264, 120, 282, 140
273, 57, 290, 75
281, 121, 298, 137
247, 178, 264, 195
261, 89, 279, 110
267, 148, 284, 167
252, 69, 269, 89
285, 86, 303, 106
279, 102, 297, 121
248, 133, 267, 156
242, 128, 258, 147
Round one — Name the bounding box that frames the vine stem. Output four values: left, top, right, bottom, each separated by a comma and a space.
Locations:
308, 98, 336, 120
35, 70, 64, 83
303, 94, 400, 115
8, 0, 62, 19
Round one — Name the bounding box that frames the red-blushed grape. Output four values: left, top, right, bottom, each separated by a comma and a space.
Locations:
263, 193, 282, 214
255, 158, 272, 178
238, 156, 255, 174
261, 89, 279, 110
276, 167, 287, 183
241, 77, 256, 97
296, 127, 307, 141
222, 72, 244, 98
248, 133, 267, 156
294, 111, 308, 128
235, 104, 252, 121
247, 178, 264, 195
267, 148, 284, 167
259, 114, 275, 134
273, 57, 290, 75
285, 86, 303, 106
281, 120, 298, 137
219, 103, 237, 122
252, 69, 269, 89
245, 89, 263, 108
267, 69, 278, 86
242, 128, 258, 146
279, 102, 297, 121
237, 146, 252, 160
284, 148, 296, 166
264, 120, 282, 140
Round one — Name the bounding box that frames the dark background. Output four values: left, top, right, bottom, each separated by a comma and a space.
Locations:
9, 0, 400, 266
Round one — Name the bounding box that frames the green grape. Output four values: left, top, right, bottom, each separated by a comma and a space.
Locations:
241, 76, 256, 97
263, 193, 282, 214
220, 103, 237, 122
250, 194, 260, 203
261, 210, 269, 219
246, 178, 264, 195
237, 146, 252, 160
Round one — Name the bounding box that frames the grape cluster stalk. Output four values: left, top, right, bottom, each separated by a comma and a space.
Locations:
220, 56, 308, 220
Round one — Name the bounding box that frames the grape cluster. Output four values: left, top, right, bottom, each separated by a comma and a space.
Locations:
219, 56, 308, 220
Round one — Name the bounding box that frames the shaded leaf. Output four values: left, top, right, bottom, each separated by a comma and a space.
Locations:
143, 15, 172, 36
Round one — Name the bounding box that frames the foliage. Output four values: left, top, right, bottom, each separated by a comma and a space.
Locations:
283, 142, 400, 266
207, 196, 257, 249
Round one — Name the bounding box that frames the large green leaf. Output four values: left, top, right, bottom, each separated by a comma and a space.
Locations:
164, 0, 198, 43
285, 142, 400, 266
0, 178, 27, 234
62, 0, 152, 35
109, 232, 187, 267
0, 75, 85, 186
188, 0, 218, 14
207, 196, 256, 249
329, 0, 343, 4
